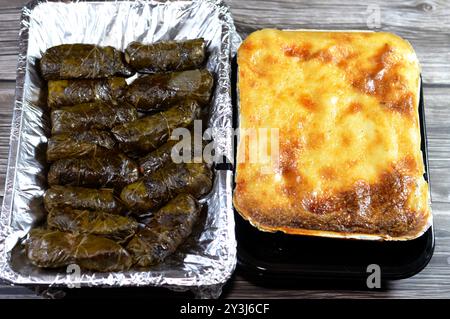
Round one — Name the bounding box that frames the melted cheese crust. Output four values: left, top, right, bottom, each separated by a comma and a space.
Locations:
233, 29, 431, 240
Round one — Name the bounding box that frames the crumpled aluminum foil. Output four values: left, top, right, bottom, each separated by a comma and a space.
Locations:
0, 0, 242, 298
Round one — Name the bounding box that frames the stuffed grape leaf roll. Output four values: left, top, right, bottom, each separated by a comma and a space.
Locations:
44, 185, 124, 215
47, 152, 139, 189
46, 129, 116, 162
51, 102, 138, 134
124, 38, 206, 73
127, 194, 201, 267
47, 207, 138, 244
26, 228, 133, 271
138, 130, 205, 176
125, 69, 213, 112
111, 100, 201, 155
120, 162, 212, 214
48, 77, 127, 108
40, 44, 134, 80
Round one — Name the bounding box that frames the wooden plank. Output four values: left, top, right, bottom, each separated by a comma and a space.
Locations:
224, 204, 450, 298
1, 205, 449, 299
0, 0, 29, 9
0, 286, 40, 299
0, 0, 449, 84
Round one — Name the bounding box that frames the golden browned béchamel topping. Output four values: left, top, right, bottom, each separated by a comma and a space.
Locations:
233, 29, 431, 240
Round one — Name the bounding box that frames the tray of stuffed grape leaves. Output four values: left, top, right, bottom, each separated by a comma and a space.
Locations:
0, 0, 239, 298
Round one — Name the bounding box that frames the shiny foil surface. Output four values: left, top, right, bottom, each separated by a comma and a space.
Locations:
0, 0, 241, 298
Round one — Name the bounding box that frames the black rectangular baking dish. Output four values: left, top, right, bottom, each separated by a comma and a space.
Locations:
231, 53, 435, 282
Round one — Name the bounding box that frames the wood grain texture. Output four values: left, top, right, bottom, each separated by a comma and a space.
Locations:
0, 0, 450, 299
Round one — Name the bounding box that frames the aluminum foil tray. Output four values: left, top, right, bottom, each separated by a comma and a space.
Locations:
0, 0, 241, 298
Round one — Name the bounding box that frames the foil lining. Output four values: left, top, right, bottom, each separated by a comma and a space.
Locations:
0, 0, 242, 298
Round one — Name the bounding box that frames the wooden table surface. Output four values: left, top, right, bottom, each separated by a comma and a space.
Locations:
1, 0, 450, 299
